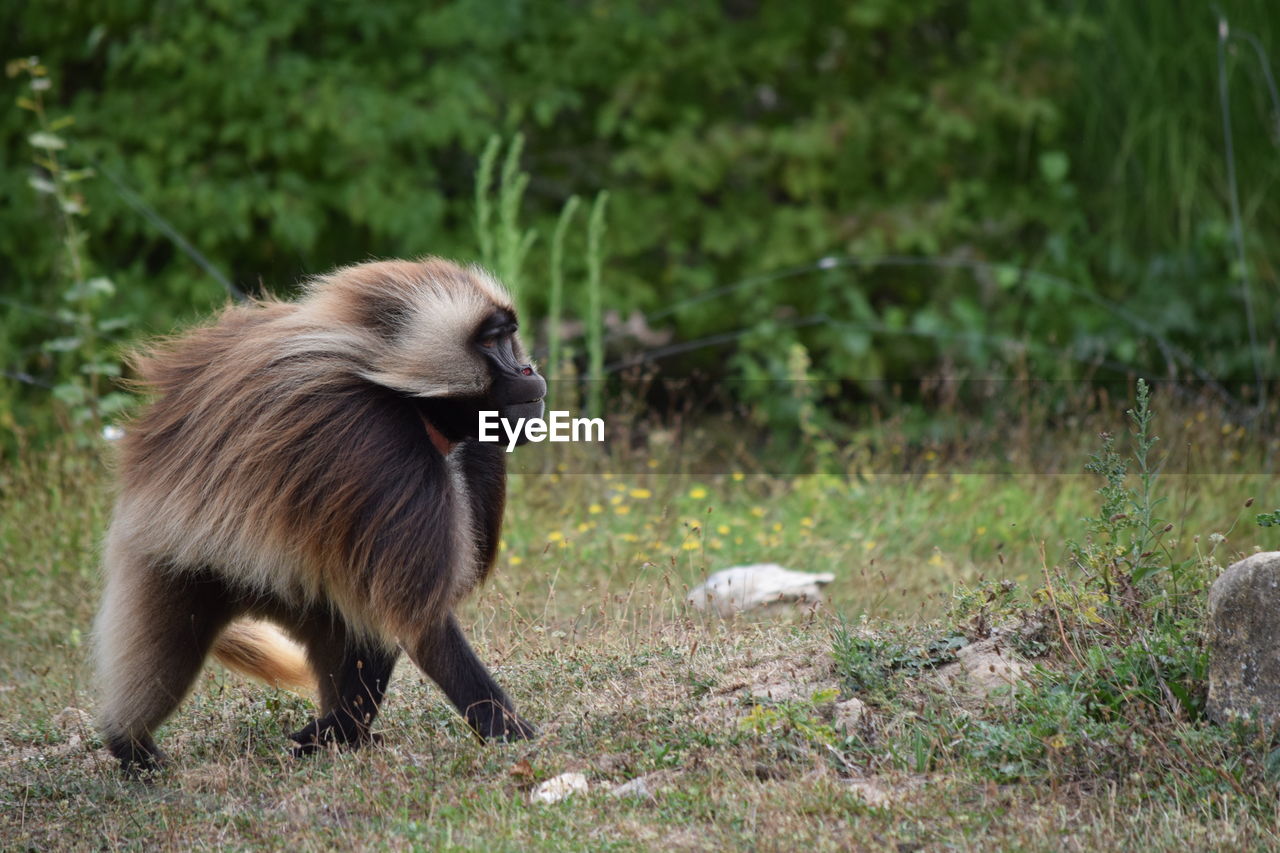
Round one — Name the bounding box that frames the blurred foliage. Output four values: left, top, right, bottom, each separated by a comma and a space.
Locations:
2, 0, 1279, 438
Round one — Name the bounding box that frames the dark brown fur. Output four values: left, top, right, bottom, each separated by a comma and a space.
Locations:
94, 259, 536, 773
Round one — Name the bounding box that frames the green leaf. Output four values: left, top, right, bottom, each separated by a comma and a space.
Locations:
42, 336, 83, 353
28, 131, 67, 150
97, 393, 136, 415
995, 265, 1021, 290
81, 362, 121, 377
64, 276, 115, 301
1130, 562, 1168, 583
27, 175, 56, 194
96, 316, 134, 333
52, 381, 87, 406
1038, 150, 1069, 184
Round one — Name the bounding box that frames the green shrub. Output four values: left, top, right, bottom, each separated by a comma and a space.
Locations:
4, 2, 1278, 437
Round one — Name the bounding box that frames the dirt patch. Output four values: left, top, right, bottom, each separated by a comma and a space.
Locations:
692, 639, 840, 728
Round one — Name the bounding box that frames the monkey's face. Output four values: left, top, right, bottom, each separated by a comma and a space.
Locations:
406, 305, 545, 448
476, 308, 546, 434
322, 259, 546, 446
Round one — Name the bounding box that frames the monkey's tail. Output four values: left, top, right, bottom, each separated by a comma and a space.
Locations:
213, 620, 317, 699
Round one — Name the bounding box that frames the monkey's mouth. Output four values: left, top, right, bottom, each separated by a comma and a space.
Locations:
500, 399, 546, 445
502, 398, 544, 415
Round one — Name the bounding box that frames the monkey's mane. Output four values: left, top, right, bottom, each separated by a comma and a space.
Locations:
114, 261, 496, 639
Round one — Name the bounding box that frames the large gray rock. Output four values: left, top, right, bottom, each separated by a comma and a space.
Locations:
1207, 552, 1280, 726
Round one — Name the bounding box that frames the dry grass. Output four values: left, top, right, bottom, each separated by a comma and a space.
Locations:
4, 613, 1279, 851
2, 397, 1279, 850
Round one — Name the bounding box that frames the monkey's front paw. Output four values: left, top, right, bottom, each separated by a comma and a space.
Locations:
495, 715, 537, 742
107, 735, 169, 778
467, 702, 537, 742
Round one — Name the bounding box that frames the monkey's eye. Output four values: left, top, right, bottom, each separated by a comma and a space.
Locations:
480, 335, 499, 349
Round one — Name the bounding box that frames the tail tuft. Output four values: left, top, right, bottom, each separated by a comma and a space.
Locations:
213, 620, 316, 698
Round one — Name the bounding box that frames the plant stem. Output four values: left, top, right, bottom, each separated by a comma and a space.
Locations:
586, 191, 609, 418
548, 195, 581, 380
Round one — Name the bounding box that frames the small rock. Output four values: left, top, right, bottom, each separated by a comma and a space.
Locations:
686, 564, 835, 616
609, 775, 655, 800
955, 642, 1026, 694
846, 778, 894, 807
531, 772, 589, 804
1207, 552, 1280, 726
52, 707, 93, 734
933, 634, 1027, 698
833, 697, 868, 731
594, 753, 629, 775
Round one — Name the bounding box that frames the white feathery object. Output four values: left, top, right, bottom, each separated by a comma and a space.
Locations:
686, 563, 836, 616
531, 772, 590, 804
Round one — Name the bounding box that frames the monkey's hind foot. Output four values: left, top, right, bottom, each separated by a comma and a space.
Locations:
288, 714, 382, 757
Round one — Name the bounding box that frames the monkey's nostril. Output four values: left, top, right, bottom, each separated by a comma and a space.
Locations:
521, 366, 533, 376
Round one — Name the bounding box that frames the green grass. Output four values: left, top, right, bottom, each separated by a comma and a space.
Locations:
1, 395, 1279, 850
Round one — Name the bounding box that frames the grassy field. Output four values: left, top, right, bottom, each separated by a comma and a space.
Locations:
2, 392, 1279, 850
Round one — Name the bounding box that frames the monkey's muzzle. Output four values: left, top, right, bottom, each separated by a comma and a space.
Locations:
495, 367, 547, 445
